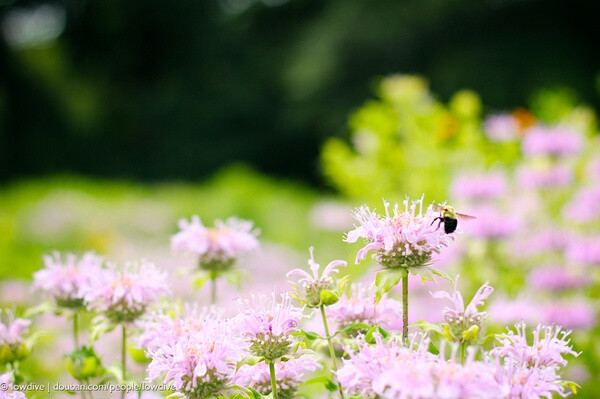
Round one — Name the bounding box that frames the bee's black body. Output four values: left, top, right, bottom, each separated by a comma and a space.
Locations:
443, 217, 458, 234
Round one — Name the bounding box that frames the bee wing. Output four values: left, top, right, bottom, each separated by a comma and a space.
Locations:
455, 212, 477, 220
433, 204, 444, 211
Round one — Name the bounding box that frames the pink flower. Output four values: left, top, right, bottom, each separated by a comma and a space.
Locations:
327, 283, 402, 332
527, 266, 588, 291
233, 354, 321, 397
451, 171, 507, 201
0, 373, 26, 399
84, 260, 169, 323
522, 126, 583, 157
510, 229, 572, 259
462, 206, 520, 240
566, 236, 600, 266
489, 298, 540, 326
541, 300, 596, 330
146, 313, 243, 399
0, 311, 30, 347
287, 247, 346, 308
483, 114, 520, 142
517, 162, 574, 189
345, 197, 454, 269
171, 216, 259, 268
563, 186, 600, 223
235, 292, 304, 360
431, 276, 493, 332
33, 251, 103, 308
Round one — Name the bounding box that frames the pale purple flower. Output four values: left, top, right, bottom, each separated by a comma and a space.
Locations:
484, 114, 520, 142
0, 311, 30, 364
337, 333, 434, 398
563, 186, 600, 223
462, 206, 520, 239
233, 354, 321, 398
527, 266, 588, 291
235, 292, 304, 360
171, 215, 259, 269
492, 323, 578, 369
287, 247, 346, 308
345, 197, 454, 269
0, 311, 30, 347
33, 251, 103, 308
146, 313, 243, 399
566, 236, 600, 266
497, 361, 570, 399
84, 260, 169, 323
451, 171, 507, 201
522, 125, 583, 157
541, 300, 596, 330
510, 229, 572, 259
517, 162, 574, 189
327, 283, 402, 332
0, 373, 26, 399
489, 298, 540, 326
431, 276, 493, 342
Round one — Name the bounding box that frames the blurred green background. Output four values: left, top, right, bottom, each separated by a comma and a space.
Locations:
1, 0, 599, 183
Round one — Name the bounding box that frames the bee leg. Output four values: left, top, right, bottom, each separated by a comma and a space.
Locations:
430, 217, 443, 230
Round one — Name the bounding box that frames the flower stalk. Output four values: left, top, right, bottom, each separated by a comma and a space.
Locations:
320, 305, 345, 399
269, 362, 278, 399
402, 276, 408, 345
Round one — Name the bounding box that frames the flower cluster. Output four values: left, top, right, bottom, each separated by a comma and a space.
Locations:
145, 309, 243, 399
84, 260, 169, 323
287, 247, 346, 308
235, 293, 303, 360
171, 215, 259, 271
32, 251, 102, 308
327, 283, 402, 332
233, 354, 321, 399
345, 197, 453, 269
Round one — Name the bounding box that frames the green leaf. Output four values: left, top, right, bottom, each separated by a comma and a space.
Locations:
336, 275, 350, 295
410, 320, 443, 334
374, 268, 407, 303
461, 325, 480, 343
334, 322, 373, 337
89, 316, 116, 342
432, 267, 452, 282
559, 381, 581, 395
193, 272, 211, 289
365, 326, 390, 344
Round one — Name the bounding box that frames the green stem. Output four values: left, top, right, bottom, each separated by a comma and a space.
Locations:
320, 305, 345, 399
269, 362, 278, 399
210, 274, 217, 305
121, 325, 127, 399
73, 312, 80, 349
86, 378, 94, 399
402, 276, 408, 345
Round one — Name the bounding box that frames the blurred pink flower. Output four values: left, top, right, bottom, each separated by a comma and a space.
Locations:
489, 298, 539, 326
84, 260, 169, 323
517, 162, 574, 189
541, 300, 596, 330
527, 266, 588, 291
566, 236, 600, 266
510, 229, 572, 258
327, 283, 402, 331
0, 281, 33, 306
462, 206, 520, 239
522, 125, 583, 157
33, 251, 103, 308
0, 372, 26, 399
0, 310, 30, 346
563, 186, 600, 223
483, 114, 520, 142
233, 353, 321, 397
345, 197, 454, 269
234, 292, 303, 360
146, 313, 243, 399
451, 171, 507, 201
171, 216, 259, 266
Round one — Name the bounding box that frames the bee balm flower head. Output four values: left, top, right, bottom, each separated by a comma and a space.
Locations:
345, 196, 454, 269
235, 292, 303, 360
0, 310, 31, 365
171, 216, 259, 272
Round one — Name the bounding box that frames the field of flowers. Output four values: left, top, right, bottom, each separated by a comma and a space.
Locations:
1, 75, 599, 398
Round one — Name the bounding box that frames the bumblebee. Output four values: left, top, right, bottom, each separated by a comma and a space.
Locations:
432, 205, 476, 234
